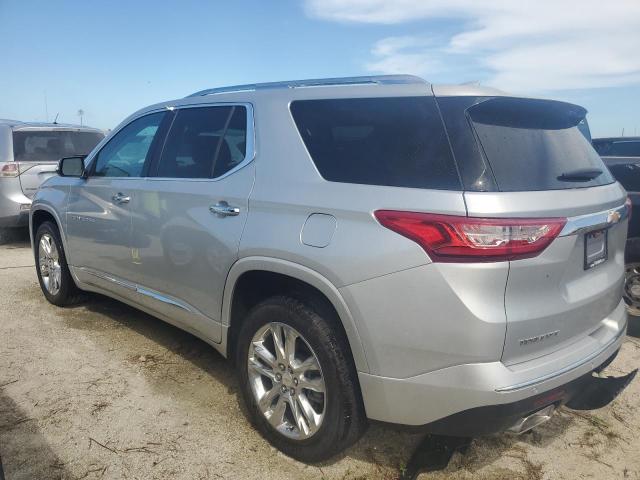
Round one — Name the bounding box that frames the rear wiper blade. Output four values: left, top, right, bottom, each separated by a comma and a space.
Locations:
557, 168, 603, 181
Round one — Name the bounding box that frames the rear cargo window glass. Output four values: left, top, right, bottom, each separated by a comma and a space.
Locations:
156, 106, 247, 179
467, 97, 614, 191
12, 130, 104, 163
290, 97, 461, 190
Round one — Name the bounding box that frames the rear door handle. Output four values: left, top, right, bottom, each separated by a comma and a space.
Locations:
209, 201, 240, 217
112, 192, 131, 204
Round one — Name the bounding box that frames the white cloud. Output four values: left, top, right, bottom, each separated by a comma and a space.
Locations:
305, 0, 640, 92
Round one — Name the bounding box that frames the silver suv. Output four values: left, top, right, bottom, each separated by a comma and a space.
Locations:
0, 119, 104, 232
30, 76, 628, 462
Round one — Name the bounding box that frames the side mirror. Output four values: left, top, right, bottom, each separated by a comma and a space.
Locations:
58, 156, 86, 177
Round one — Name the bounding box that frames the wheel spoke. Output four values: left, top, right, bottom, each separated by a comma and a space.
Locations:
288, 396, 309, 436
267, 396, 287, 428
297, 393, 321, 434
298, 376, 325, 393
248, 357, 276, 381
270, 324, 286, 363
293, 354, 321, 375
284, 327, 298, 365
252, 342, 276, 368
258, 386, 280, 412
39, 237, 51, 256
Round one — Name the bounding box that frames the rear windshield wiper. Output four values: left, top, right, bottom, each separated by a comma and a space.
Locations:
557, 168, 603, 182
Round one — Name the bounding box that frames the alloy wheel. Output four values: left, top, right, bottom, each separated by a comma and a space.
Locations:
38, 233, 62, 296
247, 322, 326, 440
624, 262, 640, 316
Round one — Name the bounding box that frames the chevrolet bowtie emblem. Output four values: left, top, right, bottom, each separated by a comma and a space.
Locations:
607, 210, 621, 224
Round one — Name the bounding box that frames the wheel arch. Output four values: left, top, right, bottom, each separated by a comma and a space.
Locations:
222, 256, 369, 373
30, 205, 65, 250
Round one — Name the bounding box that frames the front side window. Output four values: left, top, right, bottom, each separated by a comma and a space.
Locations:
92, 112, 165, 177
12, 130, 104, 163
155, 106, 247, 179
290, 97, 461, 190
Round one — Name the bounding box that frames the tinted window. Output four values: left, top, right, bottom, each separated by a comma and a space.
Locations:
156, 106, 247, 179
610, 141, 640, 157
93, 112, 165, 177
609, 163, 640, 192
290, 97, 461, 190
467, 97, 614, 191
12, 130, 104, 163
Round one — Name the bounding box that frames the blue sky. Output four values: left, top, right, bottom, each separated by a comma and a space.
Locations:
1, 0, 638, 137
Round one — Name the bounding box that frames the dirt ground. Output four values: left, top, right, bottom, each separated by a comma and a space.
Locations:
0, 232, 639, 480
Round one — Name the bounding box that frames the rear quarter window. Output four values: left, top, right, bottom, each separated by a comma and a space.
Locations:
290, 97, 461, 190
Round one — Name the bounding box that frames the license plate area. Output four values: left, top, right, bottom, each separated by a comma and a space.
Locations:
584, 229, 608, 270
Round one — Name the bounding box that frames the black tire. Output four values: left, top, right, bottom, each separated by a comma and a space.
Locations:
34, 221, 84, 306
236, 295, 367, 463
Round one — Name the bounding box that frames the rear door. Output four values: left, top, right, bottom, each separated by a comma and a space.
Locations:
129, 104, 254, 342
11, 129, 104, 198
438, 95, 627, 365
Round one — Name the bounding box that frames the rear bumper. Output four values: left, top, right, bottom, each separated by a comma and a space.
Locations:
358, 300, 627, 430
0, 180, 31, 227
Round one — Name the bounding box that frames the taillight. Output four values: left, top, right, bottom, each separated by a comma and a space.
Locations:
374, 210, 567, 263
0, 163, 19, 177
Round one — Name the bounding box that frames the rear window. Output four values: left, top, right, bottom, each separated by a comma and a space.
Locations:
466, 97, 614, 191
12, 130, 104, 163
594, 140, 640, 157
290, 97, 461, 190
608, 163, 640, 192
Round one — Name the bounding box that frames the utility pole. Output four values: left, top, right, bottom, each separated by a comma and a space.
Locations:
77, 109, 84, 126
44, 91, 49, 122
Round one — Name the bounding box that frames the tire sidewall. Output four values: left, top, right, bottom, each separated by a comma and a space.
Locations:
236, 296, 357, 462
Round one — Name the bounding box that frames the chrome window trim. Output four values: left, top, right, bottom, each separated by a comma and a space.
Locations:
495, 325, 626, 393
559, 202, 628, 236
146, 102, 255, 182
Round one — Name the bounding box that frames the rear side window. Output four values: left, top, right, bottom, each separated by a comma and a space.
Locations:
290, 97, 461, 190
12, 130, 104, 163
465, 97, 613, 191
155, 106, 247, 179
595, 140, 640, 157
608, 163, 640, 192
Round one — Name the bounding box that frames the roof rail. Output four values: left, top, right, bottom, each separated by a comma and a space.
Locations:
186, 74, 427, 98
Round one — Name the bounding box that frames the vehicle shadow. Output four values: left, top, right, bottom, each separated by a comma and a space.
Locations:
0, 391, 70, 479
0, 228, 30, 247
60, 294, 578, 477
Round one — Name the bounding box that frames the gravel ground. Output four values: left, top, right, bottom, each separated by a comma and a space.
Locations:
0, 231, 639, 480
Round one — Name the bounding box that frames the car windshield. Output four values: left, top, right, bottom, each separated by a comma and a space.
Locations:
12, 130, 105, 163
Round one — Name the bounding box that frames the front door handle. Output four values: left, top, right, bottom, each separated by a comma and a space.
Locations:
209, 201, 240, 217
112, 192, 131, 204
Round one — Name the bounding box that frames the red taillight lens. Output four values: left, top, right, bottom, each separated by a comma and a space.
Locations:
374, 210, 567, 262
625, 197, 632, 222
0, 163, 20, 178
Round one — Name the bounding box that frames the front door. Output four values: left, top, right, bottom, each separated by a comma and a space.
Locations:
66, 111, 167, 292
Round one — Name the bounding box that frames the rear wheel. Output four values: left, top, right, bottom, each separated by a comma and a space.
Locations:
35, 221, 84, 306
236, 295, 367, 463
624, 239, 640, 316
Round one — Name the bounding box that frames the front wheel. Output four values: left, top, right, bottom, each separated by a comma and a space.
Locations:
236, 295, 367, 463
34, 221, 84, 306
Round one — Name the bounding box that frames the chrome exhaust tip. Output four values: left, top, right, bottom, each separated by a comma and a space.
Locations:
507, 404, 555, 434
